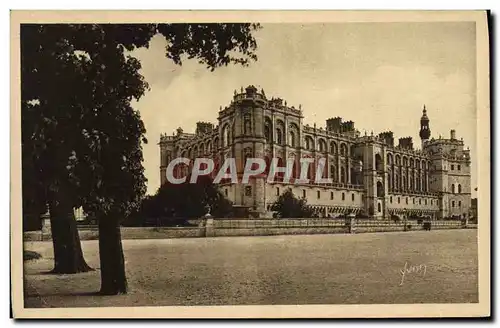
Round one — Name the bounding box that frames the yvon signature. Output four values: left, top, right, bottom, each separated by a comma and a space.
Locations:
399, 262, 427, 286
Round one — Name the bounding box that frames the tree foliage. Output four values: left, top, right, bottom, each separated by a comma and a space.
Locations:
21, 23, 261, 221
270, 188, 314, 218
132, 175, 233, 224
21, 23, 260, 291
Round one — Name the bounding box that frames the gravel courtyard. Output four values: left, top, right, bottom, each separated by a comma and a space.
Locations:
23, 229, 478, 307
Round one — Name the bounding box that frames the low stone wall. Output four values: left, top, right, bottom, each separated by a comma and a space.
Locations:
23, 219, 471, 241
215, 226, 347, 237
24, 226, 203, 241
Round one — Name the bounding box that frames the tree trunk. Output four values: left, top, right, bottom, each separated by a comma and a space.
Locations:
49, 193, 93, 274
98, 215, 127, 295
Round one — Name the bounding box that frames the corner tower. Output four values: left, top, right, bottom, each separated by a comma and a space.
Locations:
419, 105, 431, 148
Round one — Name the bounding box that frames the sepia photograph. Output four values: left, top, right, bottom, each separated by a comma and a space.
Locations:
10, 10, 490, 318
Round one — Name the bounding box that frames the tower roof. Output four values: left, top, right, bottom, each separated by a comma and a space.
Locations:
420, 105, 429, 122
419, 105, 431, 141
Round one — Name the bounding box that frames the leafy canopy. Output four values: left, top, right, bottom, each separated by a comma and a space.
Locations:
21, 23, 260, 219
271, 188, 314, 218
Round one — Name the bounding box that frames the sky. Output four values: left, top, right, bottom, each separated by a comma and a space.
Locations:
130, 22, 477, 196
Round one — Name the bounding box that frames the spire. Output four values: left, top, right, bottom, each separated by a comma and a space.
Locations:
419, 105, 431, 145
421, 104, 429, 121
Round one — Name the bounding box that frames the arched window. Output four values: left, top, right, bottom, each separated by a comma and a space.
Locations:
458, 184, 462, 193
340, 143, 348, 156
276, 128, 283, 145
378, 203, 382, 212
376, 181, 384, 197
264, 125, 271, 143
222, 124, 231, 147
289, 131, 296, 147
318, 139, 326, 152
264, 117, 272, 143
331, 142, 338, 154
305, 136, 314, 150
387, 153, 393, 165
375, 154, 383, 171
276, 120, 285, 146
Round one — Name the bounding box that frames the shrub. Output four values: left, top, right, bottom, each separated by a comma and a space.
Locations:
24, 250, 42, 261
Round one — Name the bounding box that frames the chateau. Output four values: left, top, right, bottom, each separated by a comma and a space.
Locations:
159, 86, 472, 219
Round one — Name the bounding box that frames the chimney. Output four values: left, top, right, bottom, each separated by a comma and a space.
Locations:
450, 129, 456, 140
326, 117, 342, 132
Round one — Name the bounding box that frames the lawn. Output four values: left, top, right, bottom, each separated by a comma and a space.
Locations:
23, 229, 478, 308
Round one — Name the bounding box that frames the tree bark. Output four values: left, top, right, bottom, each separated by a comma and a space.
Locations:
49, 193, 93, 274
98, 215, 127, 295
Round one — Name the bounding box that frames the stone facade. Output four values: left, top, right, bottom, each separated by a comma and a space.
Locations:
159, 86, 472, 220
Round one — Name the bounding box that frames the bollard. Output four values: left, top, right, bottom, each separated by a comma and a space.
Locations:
205, 218, 215, 237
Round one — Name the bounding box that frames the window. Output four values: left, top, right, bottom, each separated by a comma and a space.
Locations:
452, 184, 455, 194
459, 201, 462, 207
303, 190, 306, 198
330, 192, 334, 200
317, 191, 320, 199
264, 123, 271, 143
289, 131, 295, 147
378, 203, 381, 212
390, 196, 393, 203
276, 187, 280, 196
425, 199, 427, 205
452, 201, 455, 207
451, 164, 454, 170
406, 197, 408, 204
413, 198, 415, 204
342, 193, 345, 201
276, 128, 283, 145
458, 165, 461, 171
398, 197, 400, 204
352, 194, 355, 201
458, 184, 462, 193
419, 199, 421, 205
245, 186, 252, 196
